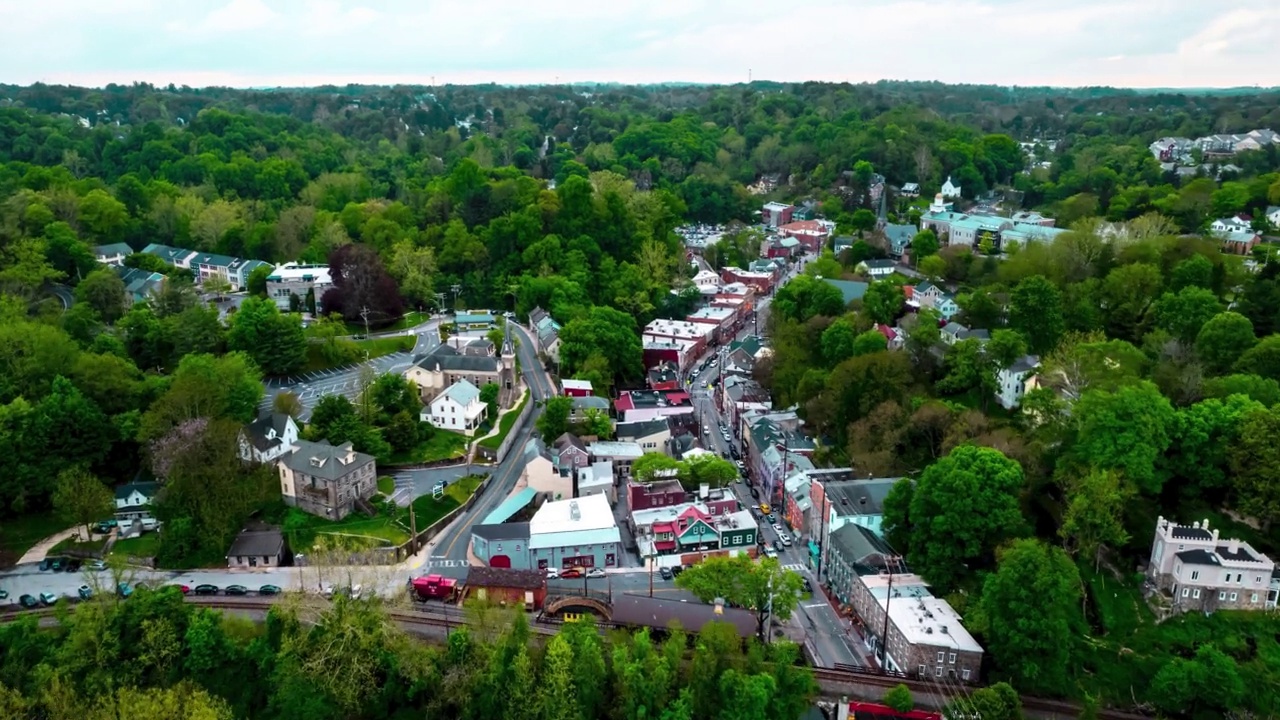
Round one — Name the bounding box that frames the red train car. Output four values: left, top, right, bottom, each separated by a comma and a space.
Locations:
411, 574, 460, 602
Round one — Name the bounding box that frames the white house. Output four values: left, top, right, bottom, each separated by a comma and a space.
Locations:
426, 379, 488, 435
941, 176, 962, 199
857, 259, 897, 279
901, 182, 920, 197
238, 414, 301, 464
92, 243, 133, 267
114, 481, 160, 523
997, 355, 1040, 410
1211, 216, 1252, 234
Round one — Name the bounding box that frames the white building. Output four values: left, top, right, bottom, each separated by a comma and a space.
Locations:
1147, 516, 1279, 614
996, 355, 1039, 410
1267, 205, 1280, 228
92, 243, 133, 267
426, 380, 488, 435
266, 262, 332, 309
577, 461, 616, 501
940, 176, 962, 199
238, 413, 301, 464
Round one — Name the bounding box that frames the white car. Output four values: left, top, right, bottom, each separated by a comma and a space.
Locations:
763, 546, 778, 558
545, 567, 559, 578
781, 535, 793, 547
772, 523, 783, 533
587, 568, 606, 578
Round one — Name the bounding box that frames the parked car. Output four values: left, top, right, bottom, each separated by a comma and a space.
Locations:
749, 487, 759, 499
773, 540, 784, 552
117, 582, 133, 598
586, 568, 606, 578
350, 584, 363, 600
659, 566, 673, 580
259, 584, 282, 596
87, 559, 107, 571
168, 584, 191, 595
49, 558, 64, 572
671, 565, 684, 578
0, 589, 7, 600
94, 520, 118, 534
224, 585, 248, 596
193, 584, 219, 596
560, 568, 583, 579
19, 594, 39, 609
767, 514, 776, 524
772, 523, 783, 533
64, 558, 81, 572
544, 567, 559, 579
77, 585, 92, 600
38, 558, 52, 571
781, 535, 792, 547
763, 546, 778, 558
39, 592, 58, 606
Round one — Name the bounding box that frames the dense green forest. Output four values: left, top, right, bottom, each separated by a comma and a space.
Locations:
0, 587, 819, 720
3, 80, 1280, 718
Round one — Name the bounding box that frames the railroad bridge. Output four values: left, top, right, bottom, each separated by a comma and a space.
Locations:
542, 589, 612, 621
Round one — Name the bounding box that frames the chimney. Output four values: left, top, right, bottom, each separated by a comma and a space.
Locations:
1229, 538, 1240, 554
569, 501, 580, 521
1212, 529, 1220, 544
1192, 521, 1200, 529
699, 483, 710, 499
1203, 518, 1211, 532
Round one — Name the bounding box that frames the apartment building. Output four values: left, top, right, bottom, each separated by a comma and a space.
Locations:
849, 572, 984, 683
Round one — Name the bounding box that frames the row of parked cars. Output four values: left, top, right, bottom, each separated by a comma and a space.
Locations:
38, 557, 106, 572
546, 567, 607, 580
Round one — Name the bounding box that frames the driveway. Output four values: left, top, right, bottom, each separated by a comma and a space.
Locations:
17, 528, 80, 565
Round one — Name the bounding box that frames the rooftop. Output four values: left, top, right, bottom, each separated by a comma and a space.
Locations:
587, 441, 645, 459
562, 379, 593, 392
822, 278, 869, 305
472, 521, 531, 541
644, 319, 716, 340
482, 486, 538, 525
616, 419, 670, 441
226, 528, 285, 559
611, 594, 756, 637
687, 306, 737, 322
529, 494, 617, 537
280, 440, 374, 480
861, 574, 983, 653
268, 262, 331, 283
465, 566, 545, 590
438, 379, 482, 407
115, 481, 160, 501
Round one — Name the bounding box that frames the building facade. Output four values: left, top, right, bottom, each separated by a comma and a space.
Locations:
849, 573, 984, 683
1147, 516, 1279, 613
426, 380, 487, 435
277, 440, 377, 520
265, 262, 332, 309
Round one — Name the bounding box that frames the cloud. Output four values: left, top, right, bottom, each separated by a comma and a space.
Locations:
0, 0, 1276, 88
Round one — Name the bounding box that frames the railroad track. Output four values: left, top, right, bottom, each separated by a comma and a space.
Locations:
3, 599, 1150, 719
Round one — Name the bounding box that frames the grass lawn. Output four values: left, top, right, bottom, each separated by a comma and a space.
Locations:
405, 475, 484, 530
303, 335, 415, 373
111, 533, 160, 558
389, 429, 469, 465
51, 535, 109, 555
282, 506, 411, 552
377, 476, 395, 495
478, 393, 529, 450
0, 511, 64, 565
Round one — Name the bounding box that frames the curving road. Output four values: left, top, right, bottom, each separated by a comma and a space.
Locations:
415, 322, 556, 575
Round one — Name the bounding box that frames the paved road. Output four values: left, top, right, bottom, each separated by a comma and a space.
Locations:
418, 322, 556, 574
260, 320, 442, 421
48, 283, 75, 309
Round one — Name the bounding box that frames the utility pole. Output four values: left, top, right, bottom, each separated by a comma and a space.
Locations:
408, 501, 418, 555
450, 284, 462, 312
879, 556, 900, 673
762, 571, 773, 643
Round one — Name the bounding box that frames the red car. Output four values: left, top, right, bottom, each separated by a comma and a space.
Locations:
168, 584, 191, 595
559, 568, 583, 579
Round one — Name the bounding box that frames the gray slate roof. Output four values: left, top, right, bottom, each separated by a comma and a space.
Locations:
114, 481, 160, 502
280, 440, 375, 480
227, 529, 285, 558
243, 413, 294, 452
440, 379, 482, 406
415, 345, 500, 373
472, 521, 531, 541
829, 523, 895, 570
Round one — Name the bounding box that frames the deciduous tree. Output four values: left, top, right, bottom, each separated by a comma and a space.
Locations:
227, 297, 307, 376
1009, 275, 1065, 354
676, 555, 805, 640
52, 467, 115, 540
1072, 381, 1174, 495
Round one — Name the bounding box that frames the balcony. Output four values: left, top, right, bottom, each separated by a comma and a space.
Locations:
301, 484, 332, 501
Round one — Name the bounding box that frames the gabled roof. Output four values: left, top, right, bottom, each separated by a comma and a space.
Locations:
243, 413, 296, 451
414, 345, 501, 374
466, 566, 545, 590
861, 259, 897, 270
616, 418, 669, 441
822, 279, 869, 305
472, 522, 531, 541
93, 242, 133, 257
437, 379, 482, 407
1175, 549, 1219, 566
227, 528, 284, 558
115, 481, 160, 501
571, 396, 610, 411
829, 523, 895, 571
554, 432, 588, 454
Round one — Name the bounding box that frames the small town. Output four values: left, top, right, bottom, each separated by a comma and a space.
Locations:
1, 5, 1279, 720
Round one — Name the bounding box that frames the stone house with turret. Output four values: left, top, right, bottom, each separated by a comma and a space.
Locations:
1147, 516, 1279, 613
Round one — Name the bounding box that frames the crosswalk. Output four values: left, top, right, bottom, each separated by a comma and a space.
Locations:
782, 563, 809, 574
388, 473, 415, 506
422, 558, 468, 568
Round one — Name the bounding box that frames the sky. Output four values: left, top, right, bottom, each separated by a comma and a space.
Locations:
1, 0, 1277, 89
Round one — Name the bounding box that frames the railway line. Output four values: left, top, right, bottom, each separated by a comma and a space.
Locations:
2, 597, 1152, 720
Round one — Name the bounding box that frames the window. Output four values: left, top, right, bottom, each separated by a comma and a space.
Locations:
918, 665, 927, 677
935, 666, 943, 677
937, 652, 945, 663
1258, 576, 1265, 585
1193, 589, 1201, 599
1251, 593, 1259, 603
1230, 592, 1238, 601
1182, 588, 1190, 597
1190, 570, 1200, 581
1219, 591, 1227, 600
961, 668, 971, 681
949, 653, 956, 664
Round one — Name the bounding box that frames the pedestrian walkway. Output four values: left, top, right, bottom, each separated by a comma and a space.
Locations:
17, 527, 79, 565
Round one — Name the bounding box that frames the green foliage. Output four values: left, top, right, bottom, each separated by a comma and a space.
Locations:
773, 274, 845, 322
888, 445, 1027, 590
1150, 645, 1244, 718
1195, 311, 1256, 375
1071, 381, 1174, 495
862, 280, 905, 325
1229, 406, 1280, 530
675, 555, 806, 639
981, 539, 1082, 694
536, 395, 573, 443
1009, 274, 1065, 354
226, 297, 307, 375
882, 684, 913, 713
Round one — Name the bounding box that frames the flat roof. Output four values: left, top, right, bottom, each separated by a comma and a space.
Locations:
612, 594, 756, 636
562, 379, 593, 391
528, 526, 622, 550
587, 441, 644, 458
860, 573, 982, 653
269, 263, 331, 282
529, 494, 617, 536
688, 307, 736, 321
644, 319, 716, 339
